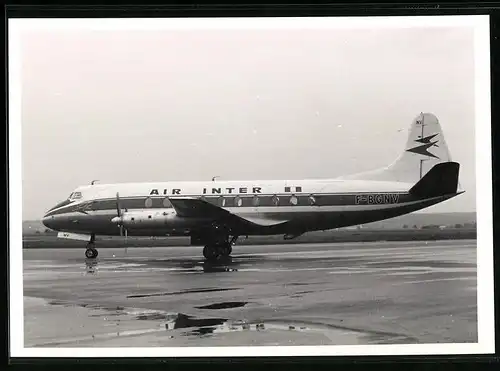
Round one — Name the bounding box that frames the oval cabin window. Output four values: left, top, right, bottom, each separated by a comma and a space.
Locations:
219, 196, 226, 207
163, 198, 172, 208
309, 195, 316, 205
235, 196, 243, 207
272, 195, 280, 206
252, 195, 260, 206
145, 197, 153, 208
290, 195, 298, 205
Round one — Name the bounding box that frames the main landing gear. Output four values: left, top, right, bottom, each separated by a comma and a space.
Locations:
203, 236, 238, 261
85, 234, 98, 259
203, 242, 232, 260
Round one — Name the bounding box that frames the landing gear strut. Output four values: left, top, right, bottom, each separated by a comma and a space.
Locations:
85, 234, 98, 259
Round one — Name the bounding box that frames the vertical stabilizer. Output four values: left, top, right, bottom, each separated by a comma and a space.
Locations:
340, 113, 453, 184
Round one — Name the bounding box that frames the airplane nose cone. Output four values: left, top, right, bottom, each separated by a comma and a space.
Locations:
111, 216, 121, 224
42, 215, 54, 230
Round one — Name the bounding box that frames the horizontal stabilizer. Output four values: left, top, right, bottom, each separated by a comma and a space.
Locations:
409, 161, 460, 198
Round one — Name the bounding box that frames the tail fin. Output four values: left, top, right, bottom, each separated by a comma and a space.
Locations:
340, 112, 453, 184
409, 161, 460, 198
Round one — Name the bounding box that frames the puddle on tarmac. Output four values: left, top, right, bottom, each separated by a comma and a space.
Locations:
169, 313, 227, 329
84, 257, 240, 275
127, 287, 239, 299
84, 259, 98, 275
195, 301, 248, 310
45, 300, 414, 344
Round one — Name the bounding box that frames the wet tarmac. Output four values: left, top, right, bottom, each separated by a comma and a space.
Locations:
23, 240, 477, 347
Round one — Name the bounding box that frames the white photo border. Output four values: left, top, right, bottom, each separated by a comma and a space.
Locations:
8, 15, 494, 358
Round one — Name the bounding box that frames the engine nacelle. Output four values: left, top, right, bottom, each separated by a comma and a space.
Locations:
119, 209, 203, 230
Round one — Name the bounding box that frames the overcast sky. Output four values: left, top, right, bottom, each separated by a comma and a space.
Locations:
19, 24, 477, 220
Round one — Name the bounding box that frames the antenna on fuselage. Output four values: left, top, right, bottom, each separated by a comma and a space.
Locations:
91, 180, 99, 185
212, 176, 220, 182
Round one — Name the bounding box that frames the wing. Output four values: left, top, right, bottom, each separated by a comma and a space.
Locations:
168, 197, 288, 227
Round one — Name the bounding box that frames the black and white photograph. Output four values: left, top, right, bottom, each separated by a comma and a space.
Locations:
8, 15, 494, 357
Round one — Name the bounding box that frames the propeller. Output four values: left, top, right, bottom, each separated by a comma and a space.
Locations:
111, 192, 128, 241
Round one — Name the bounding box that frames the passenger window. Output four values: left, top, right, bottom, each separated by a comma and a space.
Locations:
252, 195, 260, 206
309, 195, 316, 205
234, 196, 243, 207
219, 196, 226, 207
290, 195, 298, 205
272, 195, 279, 206
145, 197, 153, 208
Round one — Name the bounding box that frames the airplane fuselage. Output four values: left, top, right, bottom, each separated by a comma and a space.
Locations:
40, 113, 462, 260
42, 178, 458, 239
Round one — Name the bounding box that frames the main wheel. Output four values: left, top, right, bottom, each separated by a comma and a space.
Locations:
203, 245, 218, 260
85, 248, 98, 259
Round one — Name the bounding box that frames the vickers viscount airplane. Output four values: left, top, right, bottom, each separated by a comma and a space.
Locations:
42, 113, 463, 261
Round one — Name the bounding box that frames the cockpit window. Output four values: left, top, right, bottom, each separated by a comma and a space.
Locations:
69, 192, 82, 200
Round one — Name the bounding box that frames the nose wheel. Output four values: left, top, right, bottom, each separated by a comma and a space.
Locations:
85, 243, 98, 259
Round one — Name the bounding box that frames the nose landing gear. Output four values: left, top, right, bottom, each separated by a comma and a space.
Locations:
85, 245, 98, 259
84, 234, 98, 259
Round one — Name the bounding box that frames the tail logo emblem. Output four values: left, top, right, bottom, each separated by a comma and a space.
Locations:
406, 133, 440, 159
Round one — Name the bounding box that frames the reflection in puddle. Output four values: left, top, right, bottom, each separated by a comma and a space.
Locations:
174, 313, 227, 329
189, 327, 217, 336
199, 259, 239, 273
84, 259, 98, 275
127, 287, 239, 299
196, 301, 248, 310
159, 314, 313, 339
161, 313, 227, 331
180, 320, 310, 338
136, 313, 170, 320
163, 314, 264, 337
85, 256, 241, 275
43, 300, 413, 344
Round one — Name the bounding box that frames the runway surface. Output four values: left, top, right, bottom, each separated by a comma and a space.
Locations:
23, 240, 477, 347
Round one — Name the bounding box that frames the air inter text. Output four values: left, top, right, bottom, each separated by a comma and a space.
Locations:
150, 185, 304, 195
150, 187, 263, 195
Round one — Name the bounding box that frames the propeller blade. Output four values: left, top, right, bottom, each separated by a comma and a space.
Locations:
115, 192, 129, 241
116, 192, 122, 217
